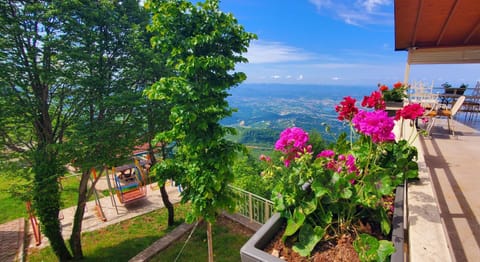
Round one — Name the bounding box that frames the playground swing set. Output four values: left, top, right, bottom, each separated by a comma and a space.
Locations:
105, 158, 150, 211
26, 156, 151, 246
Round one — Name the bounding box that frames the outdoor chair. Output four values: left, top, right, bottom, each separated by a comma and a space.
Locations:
462, 81, 480, 121
426, 95, 466, 136
408, 81, 435, 104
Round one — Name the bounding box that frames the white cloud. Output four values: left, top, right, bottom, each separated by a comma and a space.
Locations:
246, 40, 314, 64
307, 0, 333, 9
332, 76, 341, 81
362, 0, 391, 12
297, 74, 304, 80
271, 75, 281, 79
309, 0, 393, 26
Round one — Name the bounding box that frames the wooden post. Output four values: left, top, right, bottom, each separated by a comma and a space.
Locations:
404, 49, 412, 84
207, 222, 214, 262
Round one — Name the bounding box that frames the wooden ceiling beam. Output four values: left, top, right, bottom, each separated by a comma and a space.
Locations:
410, 0, 424, 47
410, 0, 423, 47
436, 0, 460, 46
464, 19, 480, 45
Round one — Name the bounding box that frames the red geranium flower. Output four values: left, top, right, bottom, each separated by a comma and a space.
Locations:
361, 91, 386, 110
379, 85, 389, 92
335, 96, 358, 121
394, 103, 425, 120
393, 82, 403, 89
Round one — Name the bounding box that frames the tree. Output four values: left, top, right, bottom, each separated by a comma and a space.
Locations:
129, 15, 177, 226
1, 1, 151, 259
142, 99, 177, 226
145, 0, 256, 260
57, 0, 149, 258
0, 1, 76, 260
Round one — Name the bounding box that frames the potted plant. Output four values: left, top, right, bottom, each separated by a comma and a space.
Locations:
380, 82, 408, 102
457, 83, 468, 95
241, 88, 424, 261
379, 82, 408, 116
442, 82, 454, 94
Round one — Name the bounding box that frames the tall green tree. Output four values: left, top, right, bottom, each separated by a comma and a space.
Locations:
0, 1, 76, 260
57, 0, 149, 258
145, 0, 256, 260
128, 14, 177, 226
1, 0, 151, 259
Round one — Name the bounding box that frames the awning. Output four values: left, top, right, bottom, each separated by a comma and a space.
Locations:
394, 0, 480, 76
395, 0, 480, 53
406, 46, 480, 64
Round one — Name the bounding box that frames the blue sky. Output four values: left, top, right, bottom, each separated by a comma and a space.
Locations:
217, 0, 480, 87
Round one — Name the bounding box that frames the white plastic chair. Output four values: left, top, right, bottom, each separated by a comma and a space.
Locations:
408, 81, 435, 104
427, 95, 466, 136
408, 81, 439, 125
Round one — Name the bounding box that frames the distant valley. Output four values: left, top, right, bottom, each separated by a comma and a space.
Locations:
223, 84, 372, 146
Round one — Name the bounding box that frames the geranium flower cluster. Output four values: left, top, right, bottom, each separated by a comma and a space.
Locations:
395, 103, 425, 121
352, 110, 395, 143
274, 127, 311, 167
317, 149, 358, 175
362, 91, 385, 110
335, 96, 358, 121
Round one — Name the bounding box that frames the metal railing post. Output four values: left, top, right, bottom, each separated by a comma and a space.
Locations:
228, 184, 273, 224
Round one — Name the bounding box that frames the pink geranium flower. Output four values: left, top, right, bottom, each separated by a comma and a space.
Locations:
318, 150, 358, 176
275, 127, 311, 167
316, 149, 335, 159
352, 110, 395, 143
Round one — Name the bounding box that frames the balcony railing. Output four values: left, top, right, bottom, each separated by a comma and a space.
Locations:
228, 184, 274, 224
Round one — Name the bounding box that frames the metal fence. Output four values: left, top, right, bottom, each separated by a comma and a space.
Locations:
228, 185, 274, 224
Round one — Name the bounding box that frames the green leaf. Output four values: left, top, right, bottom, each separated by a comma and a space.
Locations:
377, 176, 393, 195
300, 198, 317, 216
379, 208, 391, 235
292, 224, 325, 257
340, 187, 353, 199
320, 210, 333, 225
377, 240, 395, 262
311, 179, 329, 199
283, 207, 306, 240
353, 233, 380, 262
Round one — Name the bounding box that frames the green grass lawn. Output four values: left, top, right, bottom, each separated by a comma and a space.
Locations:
0, 173, 101, 224
27, 203, 191, 262
152, 216, 253, 262
0, 174, 27, 223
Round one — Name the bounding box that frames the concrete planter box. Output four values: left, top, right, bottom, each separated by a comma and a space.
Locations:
240, 184, 405, 262
385, 101, 404, 117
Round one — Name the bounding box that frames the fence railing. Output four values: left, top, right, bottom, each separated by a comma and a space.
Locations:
228, 184, 274, 224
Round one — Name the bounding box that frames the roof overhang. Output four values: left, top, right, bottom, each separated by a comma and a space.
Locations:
395, 0, 480, 64
407, 46, 480, 64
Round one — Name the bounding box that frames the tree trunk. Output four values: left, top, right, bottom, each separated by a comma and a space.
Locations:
149, 146, 175, 226
69, 170, 90, 259
33, 148, 72, 261
159, 184, 175, 226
